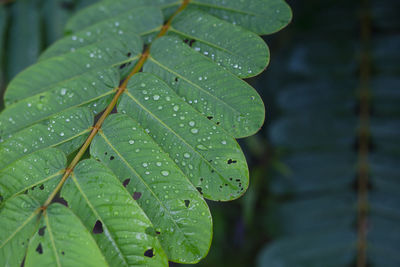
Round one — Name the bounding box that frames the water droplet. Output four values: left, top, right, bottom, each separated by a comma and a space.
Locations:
196, 144, 207, 150
191, 128, 199, 134
153, 95, 160, 100
184, 153, 191, 158
129, 140, 135, 144
161, 170, 169, 176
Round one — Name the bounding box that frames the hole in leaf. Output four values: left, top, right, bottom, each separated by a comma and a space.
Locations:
174, 77, 179, 82
189, 39, 196, 47
31, 186, 36, 191
184, 200, 190, 208
0, 195, 3, 202
61, 251, 65, 255
227, 159, 237, 164
110, 156, 115, 161
36, 243, 43, 254
92, 220, 103, 234
20, 256, 25, 267
145, 227, 161, 236
123, 178, 131, 187
207, 116, 213, 120
119, 63, 127, 69
144, 248, 154, 258
133, 192, 142, 200
236, 179, 241, 182
183, 39, 189, 44
104, 152, 108, 155
38, 226, 46, 236
39, 184, 45, 190
216, 122, 220, 125
127, 52, 132, 57
53, 196, 68, 207
196, 187, 203, 195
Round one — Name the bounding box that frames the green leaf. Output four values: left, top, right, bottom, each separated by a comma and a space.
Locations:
0, 69, 116, 138
61, 159, 168, 266
0, 195, 41, 267
119, 73, 249, 200
64, 0, 160, 32
4, 32, 142, 106
0, 148, 66, 206
25, 203, 109, 267
65, 0, 292, 35
144, 36, 265, 138
91, 113, 212, 263
42, 6, 163, 60
0, 107, 93, 168
167, 8, 270, 78
189, 0, 293, 35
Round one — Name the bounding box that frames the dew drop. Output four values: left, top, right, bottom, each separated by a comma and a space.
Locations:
196, 144, 207, 150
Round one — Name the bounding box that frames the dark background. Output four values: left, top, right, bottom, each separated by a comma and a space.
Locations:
1, 0, 399, 266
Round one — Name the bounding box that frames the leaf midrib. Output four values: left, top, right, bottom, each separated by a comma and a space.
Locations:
44, 213, 62, 267
124, 91, 235, 189
147, 56, 241, 116
0, 208, 40, 249
6, 50, 138, 107
2, 89, 115, 138
1, 170, 65, 204
98, 130, 201, 254
70, 174, 129, 266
